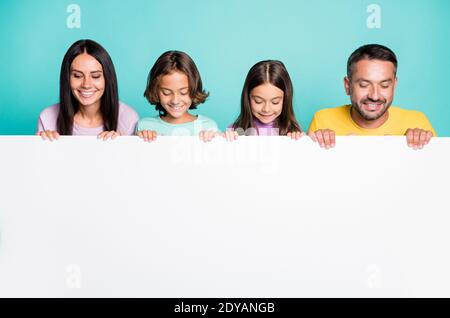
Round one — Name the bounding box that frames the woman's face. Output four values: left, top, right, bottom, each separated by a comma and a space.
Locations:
250, 83, 284, 124
158, 71, 193, 122
70, 53, 105, 108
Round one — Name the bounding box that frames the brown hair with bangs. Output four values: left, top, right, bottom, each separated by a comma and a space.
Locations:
232, 60, 302, 135
143, 50, 209, 116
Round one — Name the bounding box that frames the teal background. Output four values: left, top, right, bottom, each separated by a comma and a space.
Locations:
0, 0, 449, 135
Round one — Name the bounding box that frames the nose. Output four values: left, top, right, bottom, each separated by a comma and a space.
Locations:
82, 76, 92, 88
261, 101, 270, 113
170, 93, 180, 105
368, 85, 380, 101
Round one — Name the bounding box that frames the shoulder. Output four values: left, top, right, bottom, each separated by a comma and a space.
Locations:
38, 103, 60, 125
138, 116, 160, 123
313, 105, 350, 118
118, 102, 139, 119
389, 106, 436, 135
197, 115, 218, 125
196, 115, 219, 129
137, 116, 161, 130
39, 103, 60, 118
389, 106, 427, 118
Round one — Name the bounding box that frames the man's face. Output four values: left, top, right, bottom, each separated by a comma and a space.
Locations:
345, 59, 397, 122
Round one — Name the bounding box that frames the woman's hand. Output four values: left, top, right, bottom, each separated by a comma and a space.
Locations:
37, 130, 60, 141
98, 130, 121, 141
137, 130, 157, 142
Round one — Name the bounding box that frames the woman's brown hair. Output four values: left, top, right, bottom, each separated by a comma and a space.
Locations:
232, 60, 302, 135
143, 50, 209, 116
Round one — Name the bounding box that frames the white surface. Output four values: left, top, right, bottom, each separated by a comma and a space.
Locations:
0, 136, 449, 297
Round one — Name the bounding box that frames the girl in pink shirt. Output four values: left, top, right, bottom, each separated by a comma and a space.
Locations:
226, 60, 303, 140
36, 39, 138, 140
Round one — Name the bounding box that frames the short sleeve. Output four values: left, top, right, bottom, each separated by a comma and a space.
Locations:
307, 113, 319, 133
117, 103, 140, 136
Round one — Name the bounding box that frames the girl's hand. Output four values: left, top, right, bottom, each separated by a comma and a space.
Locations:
98, 130, 121, 141
287, 131, 305, 140
199, 130, 221, 142
37, 130, 60, 141
223, 129, 239, 142
137, 130, 157, 142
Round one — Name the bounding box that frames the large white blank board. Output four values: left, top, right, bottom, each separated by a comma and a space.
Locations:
0, 136, 449, 297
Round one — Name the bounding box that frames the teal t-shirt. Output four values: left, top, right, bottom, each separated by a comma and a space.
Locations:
136, 115, 219, 136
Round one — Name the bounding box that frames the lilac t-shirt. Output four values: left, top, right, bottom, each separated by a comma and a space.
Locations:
36, 102, 139, 136
228, 117, 279, 136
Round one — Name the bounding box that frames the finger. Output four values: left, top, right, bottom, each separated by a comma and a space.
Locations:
330, 130, 336, 147
316, 131, 325, 147
425, 131, 433, 145
207, 131, 215, 142
39, 131, 48, 140
137, 131, 144, 139
102, 131, 115, 141
206, 131, 214, 142
229, 130, 237, 142
107, 131, 115, 140
224, 131, 231, 142
406, 129, 414, 147
202, 131, 210, 142
111, 131, 121, 140
226, 130, 236, 142
308, 131, 318, 143
413, 129, 421, 149
47, 131, 55, 142
199, 130, 205, 141
419, 130, 427, 149
324, 130, 333, 149
143, 130, 150, 142
151, 131, 157, 141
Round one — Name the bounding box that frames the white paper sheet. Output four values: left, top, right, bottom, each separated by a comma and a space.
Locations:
0, 136, 449, 297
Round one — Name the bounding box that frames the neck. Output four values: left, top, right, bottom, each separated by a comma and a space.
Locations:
253, 117, 276, 127
77, 102, 101, 120
74, 102, 103, 127
350, 106, 389, 129
161, 112, 197, 124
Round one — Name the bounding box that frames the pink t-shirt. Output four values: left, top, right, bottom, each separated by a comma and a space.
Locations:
36, 102, 139, 136
228, 117, 279, 136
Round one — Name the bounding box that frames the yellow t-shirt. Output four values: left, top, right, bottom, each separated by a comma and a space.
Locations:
308, 105, 437, 136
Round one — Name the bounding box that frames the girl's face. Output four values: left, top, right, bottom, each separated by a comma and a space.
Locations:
158, 71, 193, 122
70, 53, 105, 109
250, 83, 284, 124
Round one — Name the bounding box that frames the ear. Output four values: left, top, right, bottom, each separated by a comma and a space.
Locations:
394, 76, 398, 90
344, 76, 351, 96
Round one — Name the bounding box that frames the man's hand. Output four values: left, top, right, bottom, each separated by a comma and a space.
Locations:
308, 129, 336, 149
406, 128, 433, 150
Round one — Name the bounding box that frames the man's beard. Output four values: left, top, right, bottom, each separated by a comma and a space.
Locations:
352, 98, 391, 121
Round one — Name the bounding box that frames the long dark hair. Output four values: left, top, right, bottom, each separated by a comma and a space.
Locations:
57, 39, 119, 135
143, 50, 209, 116
232, 60, 301, 135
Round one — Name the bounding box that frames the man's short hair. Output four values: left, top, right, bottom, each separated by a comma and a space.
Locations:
347, 44, 398, 79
